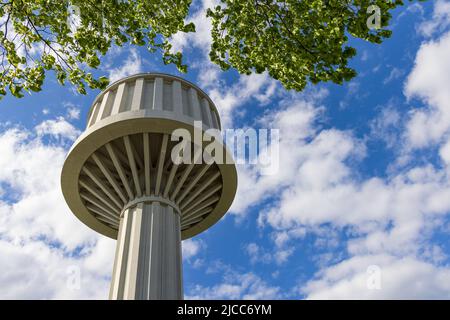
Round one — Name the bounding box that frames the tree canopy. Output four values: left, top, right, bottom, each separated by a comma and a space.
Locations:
0, 0, 421, 100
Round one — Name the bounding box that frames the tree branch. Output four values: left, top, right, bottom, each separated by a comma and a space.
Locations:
258, 0, 315, 55
25, 13, 73, 71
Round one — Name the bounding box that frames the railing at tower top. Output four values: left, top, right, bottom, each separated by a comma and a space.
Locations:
86, 73, 221, 131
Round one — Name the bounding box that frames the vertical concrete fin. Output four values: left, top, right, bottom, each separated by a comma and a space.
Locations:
123, 203, 143, 299
95, 91, 110, 123
153, 77, 163, 110
131, 78, 144, 111
111, 82, 127, 115
155, 134, 168, 195
143, 133, 151, 196
172, 80, 183, 116
123, 135, 142, 197
201, 98, 213, 128
189, 88, 201, 121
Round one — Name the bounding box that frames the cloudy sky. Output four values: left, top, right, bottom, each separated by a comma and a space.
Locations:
1, 0, 450, 299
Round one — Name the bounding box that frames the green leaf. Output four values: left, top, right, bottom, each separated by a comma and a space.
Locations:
98, 76, 110, 89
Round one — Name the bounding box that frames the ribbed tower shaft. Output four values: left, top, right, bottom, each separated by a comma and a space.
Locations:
109, 201, 183, 300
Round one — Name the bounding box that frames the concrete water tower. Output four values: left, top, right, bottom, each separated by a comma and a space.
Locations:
61, 73, 237, 300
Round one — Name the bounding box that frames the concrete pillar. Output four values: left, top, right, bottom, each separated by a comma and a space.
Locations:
109, 201, 183, 300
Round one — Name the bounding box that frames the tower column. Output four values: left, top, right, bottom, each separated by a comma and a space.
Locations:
109, 201, 183, 300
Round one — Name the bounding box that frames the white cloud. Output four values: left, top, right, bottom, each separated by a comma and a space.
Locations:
230, 93, 325, 215
369, 103, 402, 148
182, 239, 204, 260
35, 117, 81, 142
0, 239, 112, 299
0, 120, 114, 299
107, 48, 142, 83
383, 67, 405, 85
404, 31, 450, 148
418, 0, 450, 37
245, 243, 272, 264
256, 121, 450, 257
186, 271, 282, 300
209, 72, 279, 129
271, 228, 307, 248
67, 107, 80, 120
303, 255, 450, 299
339, 81, 360, 109
170, 0, 218, 56
439, 136, 450, 166
245, 242, 294, 265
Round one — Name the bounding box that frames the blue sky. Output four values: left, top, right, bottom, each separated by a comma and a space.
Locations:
1, 0, 450, 299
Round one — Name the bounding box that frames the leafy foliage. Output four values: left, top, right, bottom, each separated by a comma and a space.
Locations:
0, 0, 194, 98
208, 0, 422, 91
0, 0, 424, 99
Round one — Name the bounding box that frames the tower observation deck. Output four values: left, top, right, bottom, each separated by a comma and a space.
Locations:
61, 73, 237, 299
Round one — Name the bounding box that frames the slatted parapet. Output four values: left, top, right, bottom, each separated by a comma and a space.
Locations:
86, 73, 221, 130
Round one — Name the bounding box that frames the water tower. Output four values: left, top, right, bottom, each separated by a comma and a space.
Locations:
61, 73, 237, 299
